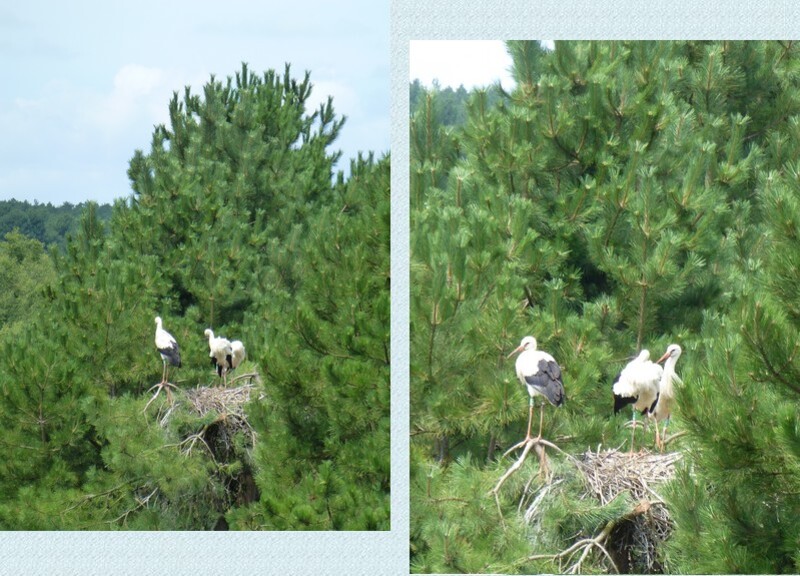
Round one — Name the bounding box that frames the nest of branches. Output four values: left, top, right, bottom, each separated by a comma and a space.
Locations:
577, 448, 681, 574
136, 372, 265, 523
181, 374, 264, 457
519, 447, 681, 574
186, 381, 256, 428
578, 448, 681, 504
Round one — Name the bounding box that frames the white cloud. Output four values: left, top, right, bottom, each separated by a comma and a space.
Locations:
409, 40, 515, 90
310, 78, 359, 116
12, 96, 43, 110
86, 64, 169, 134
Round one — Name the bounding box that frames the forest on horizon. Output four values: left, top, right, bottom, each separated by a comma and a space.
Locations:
0, 62, 389, 531
411, 40, 800, 574
0, 199, 112, 249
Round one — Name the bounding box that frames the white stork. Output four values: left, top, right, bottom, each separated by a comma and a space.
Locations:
204, 328, 233, 386
652, 343, 682, 451
229, 340, 246, 376
612, 349, 662, 452
507, 336, 565, 441
152, 316, 181, 404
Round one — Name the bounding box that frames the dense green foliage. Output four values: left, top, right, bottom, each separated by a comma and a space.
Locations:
0, 231, 57, 334
0, 63, 389, 530
411, 40, 800, 573
0, 199, 112, 249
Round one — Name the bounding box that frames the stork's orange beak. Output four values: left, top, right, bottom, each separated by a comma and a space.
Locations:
656, 351, 670, 363
506, 345, 523, 359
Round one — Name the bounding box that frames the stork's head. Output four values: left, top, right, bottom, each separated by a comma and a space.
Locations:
657, 343, 682, 364
637, 349, 651, 362
507, 335, 537, 358
204, 328, 214, 339
155, 316, 162, 327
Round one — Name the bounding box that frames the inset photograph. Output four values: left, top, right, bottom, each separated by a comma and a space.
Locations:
410, 40, 800, 573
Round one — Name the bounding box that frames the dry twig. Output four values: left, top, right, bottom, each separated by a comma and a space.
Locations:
142, 381, 178, 413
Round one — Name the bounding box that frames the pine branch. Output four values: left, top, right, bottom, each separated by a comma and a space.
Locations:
294, 314, 359, 362
110, 486, 159, 526
62, 477, 144, 515
744, 303, 800, 397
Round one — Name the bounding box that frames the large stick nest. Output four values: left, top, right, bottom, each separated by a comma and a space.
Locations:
182, 374, 264, 452
578, 448, 681, 506
185, 382, 257, 425
143, 370, 266, 463
577, 448, 680, 574
521, 447, 681, 574
138, 373, 265, 521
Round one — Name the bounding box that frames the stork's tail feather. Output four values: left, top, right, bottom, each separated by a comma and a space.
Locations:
613, 393, 635, 415
158, 346, 181, 368
649, 393, 660, 414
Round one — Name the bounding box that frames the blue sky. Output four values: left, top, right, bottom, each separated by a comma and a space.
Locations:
0, 1, 389, 206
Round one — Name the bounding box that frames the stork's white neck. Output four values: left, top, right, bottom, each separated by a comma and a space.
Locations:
660, 353, 681, 393
664, 353, 680, 375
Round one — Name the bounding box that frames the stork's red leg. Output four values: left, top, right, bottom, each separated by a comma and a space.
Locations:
525, 398, 534, 440
657, 419, 670, 452
652, 415, 661, 451
535, 402, 544, 441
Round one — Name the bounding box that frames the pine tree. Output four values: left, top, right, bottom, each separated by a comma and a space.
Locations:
665, 168, 800, 573
231, 153, 390, 530
124, 63, 343, 327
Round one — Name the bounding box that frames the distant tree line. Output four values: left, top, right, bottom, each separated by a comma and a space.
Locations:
0, 199, 112, 249
410, 79, 503, 127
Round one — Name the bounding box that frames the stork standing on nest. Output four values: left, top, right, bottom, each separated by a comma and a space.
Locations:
228, 340, 246, 379
613, 349, 662, 452
507, 336, 565, 442
204, 328, 233, 386
152, 316, 181, 403
652, 343, 682, 451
